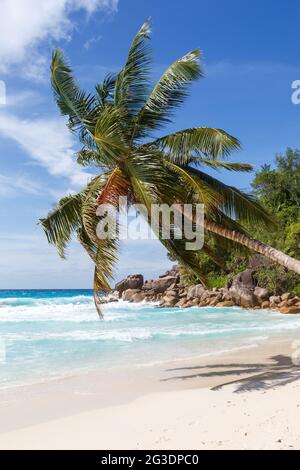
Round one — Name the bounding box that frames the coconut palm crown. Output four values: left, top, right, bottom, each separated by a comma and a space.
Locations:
40, 20, 300, 316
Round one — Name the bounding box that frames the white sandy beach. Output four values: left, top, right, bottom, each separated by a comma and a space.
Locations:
1, 383, 300, 450
0, 333, 300, 450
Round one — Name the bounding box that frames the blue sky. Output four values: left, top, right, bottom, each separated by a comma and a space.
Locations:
0, 0, 300, 288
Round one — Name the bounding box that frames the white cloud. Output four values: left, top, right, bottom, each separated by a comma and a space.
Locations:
84, 34, 103, 50
0, 111, 93, 188
72, 0, 118, 13
0, 173, 42, 197
0, 0, 118, 78
5, 90, 45, 108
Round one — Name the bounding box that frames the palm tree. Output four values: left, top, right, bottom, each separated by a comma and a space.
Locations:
40, 20, 300, 316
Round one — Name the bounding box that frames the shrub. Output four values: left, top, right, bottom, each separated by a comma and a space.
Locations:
254, 265, 300, 295
207, 274, 228, 289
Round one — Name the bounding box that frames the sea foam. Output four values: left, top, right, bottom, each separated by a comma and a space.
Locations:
0, 290, 300, 389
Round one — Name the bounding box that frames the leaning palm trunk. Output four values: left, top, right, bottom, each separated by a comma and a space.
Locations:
204, 220, 300, 275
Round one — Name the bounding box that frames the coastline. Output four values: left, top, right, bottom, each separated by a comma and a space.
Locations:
0, 330, 300, 449
110, 268, 300, 314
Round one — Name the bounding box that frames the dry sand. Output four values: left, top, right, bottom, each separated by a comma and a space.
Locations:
0, 333, 300, 449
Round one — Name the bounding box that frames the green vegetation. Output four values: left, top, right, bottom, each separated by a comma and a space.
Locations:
249, 148, 300, 294
251, 148, 300, 258
207, 274, 228, 289
253, 265, 300, 295
178, 148, 300, 294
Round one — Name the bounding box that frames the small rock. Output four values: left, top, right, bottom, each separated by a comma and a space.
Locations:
281, 292, 293, 301
144, 276, 178, 294
131, 292, 147, 302
175, 298, 188, 308
280, 306, 300, 315
115, 274, 144, 294
278, 300, 289, 308
254, 287, 270, 302
216, 300, 236, 307
122, 289, 142, 301
186, 284, 205, 300
270, 295, 281, 308
184, 300, 198, 308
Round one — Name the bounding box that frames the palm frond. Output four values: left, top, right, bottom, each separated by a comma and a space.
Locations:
134, 50, 202, 137
93, 227, 119, 318
125, 160, 155, 209
151, 128, 241, 165
201, 242, 226, 268
76, 148, 109, 168
39, 191, 84, 258
51, 49, 97, 135
161, 238, 208, 286
82, 174, 109, 244
164, 160, 221, 211
77, 225, 98, 262
93, 242, 117, 318
79, 228, 118, 288
95, 238, 119, 284
189, 167, 274, 228
124, 151, 180, 207
94, 105, 129, 164
78, 222, 119, 318
96, 73, 116, 107
191, 158, 253, 172
114, 19, 151, 115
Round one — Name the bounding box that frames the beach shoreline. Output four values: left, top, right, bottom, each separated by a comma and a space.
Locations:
0, 331, 300, 449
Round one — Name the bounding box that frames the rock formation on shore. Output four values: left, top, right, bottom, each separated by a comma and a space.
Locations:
105, 266, 300, 314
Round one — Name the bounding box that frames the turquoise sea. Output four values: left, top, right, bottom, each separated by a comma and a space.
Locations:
1, 289, 300, 389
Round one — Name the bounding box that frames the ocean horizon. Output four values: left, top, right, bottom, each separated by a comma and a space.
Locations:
1, 289, 300, 389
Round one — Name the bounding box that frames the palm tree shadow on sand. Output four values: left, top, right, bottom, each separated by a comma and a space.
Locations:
162, 355, 300, 393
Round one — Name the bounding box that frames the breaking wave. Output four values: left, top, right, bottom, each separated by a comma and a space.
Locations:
1, 289, 300, 388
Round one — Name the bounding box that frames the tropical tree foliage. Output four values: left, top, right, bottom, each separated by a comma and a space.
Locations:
40, 20, 300, 316
251, 148, 300, 258
177, 149, 300, 293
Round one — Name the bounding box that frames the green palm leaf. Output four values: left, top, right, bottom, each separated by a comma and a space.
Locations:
78, 220, 119, 318
77, 226, 98, 262
164, 160, 221, 211
151, 127, 241, 165
78, 225, 118, 288
190, 158, 253, 172
94, 105, 129, 164
96, 73, 116, 107
124, 152, 169, 206
114, 19, 151, 115
189, 167, 274, 228
76, 148, 109, 168
51, 49, 97, 136
39, 191, 84, 258
81, 174, 109, 244
201, 242, 226, 268
161, 238, 208, 286
134, 50, 202, 137
95, 238, 119, 285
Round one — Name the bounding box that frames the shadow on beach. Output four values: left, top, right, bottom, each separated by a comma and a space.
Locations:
162, 355, 300, 393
